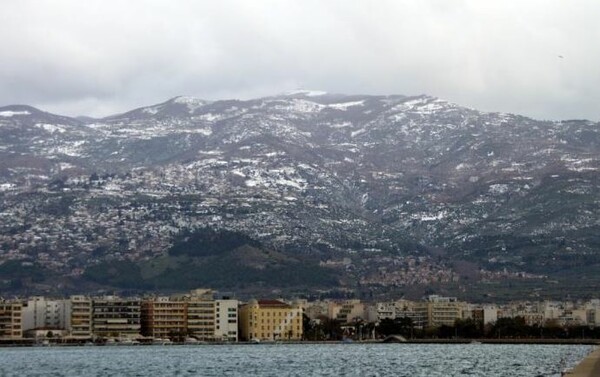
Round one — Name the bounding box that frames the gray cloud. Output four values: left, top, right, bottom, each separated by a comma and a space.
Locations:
1, 0, 599, 120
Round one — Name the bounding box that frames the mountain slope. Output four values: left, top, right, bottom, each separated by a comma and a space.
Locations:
1, 93, 599, 299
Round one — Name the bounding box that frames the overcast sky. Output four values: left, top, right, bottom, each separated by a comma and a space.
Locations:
1, 0, 599, 120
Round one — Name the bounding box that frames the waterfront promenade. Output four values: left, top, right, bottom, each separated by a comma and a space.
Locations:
564, 347, 600, 376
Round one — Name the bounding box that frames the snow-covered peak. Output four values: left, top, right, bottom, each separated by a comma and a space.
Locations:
172, 96, 209, 113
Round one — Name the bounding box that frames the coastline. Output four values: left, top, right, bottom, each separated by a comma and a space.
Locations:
563, 347, 600, 376
1, 338, 600, 347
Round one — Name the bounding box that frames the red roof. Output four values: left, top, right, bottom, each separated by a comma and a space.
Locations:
257, 299, 290, 307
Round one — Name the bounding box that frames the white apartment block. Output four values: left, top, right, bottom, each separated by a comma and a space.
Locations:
21, 297, 71, 332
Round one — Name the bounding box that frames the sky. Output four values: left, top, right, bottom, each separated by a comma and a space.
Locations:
1, 0, 599, 121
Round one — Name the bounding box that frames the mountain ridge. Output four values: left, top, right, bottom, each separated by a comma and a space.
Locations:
1, 92, 599, 300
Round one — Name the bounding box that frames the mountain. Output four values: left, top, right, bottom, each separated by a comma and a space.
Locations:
1, 93, 599, 300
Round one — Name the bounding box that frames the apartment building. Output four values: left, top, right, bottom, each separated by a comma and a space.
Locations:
214, 298, 238, 342
141, 297, 187, 340
426, 295, 465, 328
70, 295, 92, 338
21, 297, 71, 332
0, 300, 22, 339
184, 289, 216, 340
239, 299, 303, 341
92, 296, 141, 339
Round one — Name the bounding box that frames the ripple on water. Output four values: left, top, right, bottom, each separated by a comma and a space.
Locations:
0, 344, 592, 377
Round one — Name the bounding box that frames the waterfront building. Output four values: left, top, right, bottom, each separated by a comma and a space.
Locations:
557, 309, 588, 327
469, 304, 498, 326
184, 289, 216, 340
141, 297, 187, 340
239, 299, 303, 341
397, 301, 429, 328
587, 309, 600, 327
21, 297, 71, 333
70, 295, 92, 338
335, 300, 368, 324
426, 295, 465, 328
0, 300, 22, 339
92, 296, 141, 339
214, 298, 239, 342
304, 300, 329, 320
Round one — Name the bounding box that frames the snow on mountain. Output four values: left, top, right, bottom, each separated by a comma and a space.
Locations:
1, 93, 600, 296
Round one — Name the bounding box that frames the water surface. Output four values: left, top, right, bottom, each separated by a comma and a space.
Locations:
0, 343, 592, 376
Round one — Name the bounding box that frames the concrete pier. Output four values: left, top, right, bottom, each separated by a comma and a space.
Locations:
563, 347, 600, 376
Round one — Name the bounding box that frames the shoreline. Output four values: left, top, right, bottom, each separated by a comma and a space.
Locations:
563, 347, 600, 376
1, 338, 600, 347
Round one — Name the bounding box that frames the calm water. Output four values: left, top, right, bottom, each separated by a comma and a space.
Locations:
0, 343, 593, 376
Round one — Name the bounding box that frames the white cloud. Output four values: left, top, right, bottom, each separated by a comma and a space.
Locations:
0, 0, 599, 120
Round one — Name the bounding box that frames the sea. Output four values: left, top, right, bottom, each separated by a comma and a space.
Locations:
0, 343, 593, 376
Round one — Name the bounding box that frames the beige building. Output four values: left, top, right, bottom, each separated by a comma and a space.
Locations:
334, 300, 368, 324
426, 295, 465, 328
0, 300, 22, 339
70, 295, 92, 338
239, 299, 303, 341
184, 289, 216, 340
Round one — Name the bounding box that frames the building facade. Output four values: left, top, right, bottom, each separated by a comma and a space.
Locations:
21, 297, 71, 333
214, 298, 238, 342
0, 300, 22, 339
239, 299, 303, 341
70, 295, 92, 338
92, 296, 141, 339
141, 297, 187, 340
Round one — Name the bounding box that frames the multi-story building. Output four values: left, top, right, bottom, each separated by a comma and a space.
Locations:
469, 305, 498, 326
21, 297, 71, 333
396, 301, 429, 328
0, 300, 22, 339
426, 295, 465, 328
239, 299, 303, 341
141, 297, 187, 340
304, 300, 329, 321
184, 289, 216, 340
69, 295, 92, 338
92, 296, 141, 339
214, 298, 238, 342
334, 300, 368, 324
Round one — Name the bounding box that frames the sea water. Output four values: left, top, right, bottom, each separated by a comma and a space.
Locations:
0, 343, 593, 376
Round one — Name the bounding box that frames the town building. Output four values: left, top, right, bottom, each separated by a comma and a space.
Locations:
239, 299, 303, 341
141, 297, 187, 340
70, 295, 92, 338
21, 297, 71, 334
214, 298, 238, 342
183, 289, 216, 340
426, 295, 465, 328
0, 300, 22, 339
92, 296, 141, 339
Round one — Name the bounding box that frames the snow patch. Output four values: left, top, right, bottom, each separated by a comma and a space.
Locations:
489, 184, 509, 194
0, 110, 30, 117
57, 162, 76, 170
142, 106, 161, 115
327, 100, 365, 110
173, 96, 208, 113
35, 123, 66, 134
0, 183, 16, 191
329, 122, 352, 129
